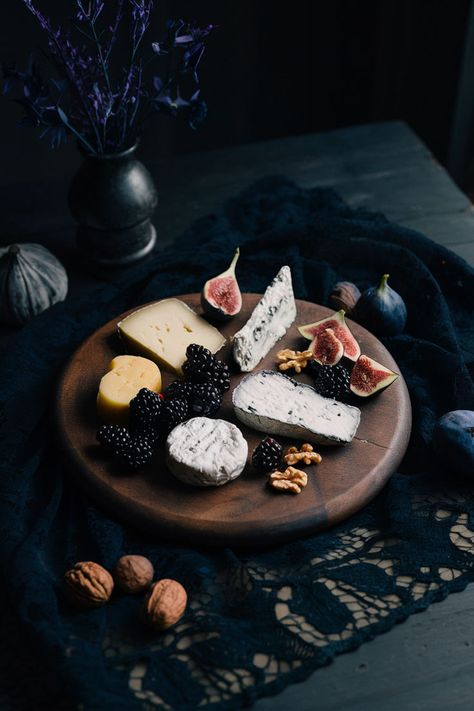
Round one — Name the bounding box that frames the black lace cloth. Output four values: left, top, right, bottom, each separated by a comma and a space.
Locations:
0, 177, 473, 710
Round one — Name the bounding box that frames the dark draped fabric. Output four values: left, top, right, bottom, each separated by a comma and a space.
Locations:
0, 177, 473, 710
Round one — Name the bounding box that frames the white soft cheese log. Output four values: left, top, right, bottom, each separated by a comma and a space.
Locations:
232, 265, 296, 372
117, 298, 226, 375
232, 370, 361, 445
166, 417, 248, 487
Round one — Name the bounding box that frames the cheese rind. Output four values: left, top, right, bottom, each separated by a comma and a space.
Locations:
117, 298, 226, 374
232, 266, 296, 372
97, 355, 162, 424
166, 417, 248, 487
232, 370, 361, 445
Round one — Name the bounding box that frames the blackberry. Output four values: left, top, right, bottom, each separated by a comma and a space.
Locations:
96, 425, 153, 470
313, 363, 351, 400
183, 344, 215, 374
189, 382, 223, 416
164, 380, 195, 402
183, 343, 230, 393
117, 435, 154, 470
186, 363, 231, 392
252, 437, 283, 472
129, 388, 163, 442
183, 343, 218, 382
97, 424, 131, 451
163, 398, 189, 433
129, 387, 163, 421
205, 361, 231, 392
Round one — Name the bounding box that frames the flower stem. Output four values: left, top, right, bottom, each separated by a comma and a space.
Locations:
58, 108, 95, 153
90, 21, 112, 94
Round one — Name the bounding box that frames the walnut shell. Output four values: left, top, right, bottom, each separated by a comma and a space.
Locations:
114, 555, 154, 594
64, 561, 114, 608
329, 281, 361, 315
142, 579, 187, 631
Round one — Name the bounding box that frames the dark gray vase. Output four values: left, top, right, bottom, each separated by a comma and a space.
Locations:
68, 143, 158, 266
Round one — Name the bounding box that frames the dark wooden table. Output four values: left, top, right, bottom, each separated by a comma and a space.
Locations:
2, 121, 473, 710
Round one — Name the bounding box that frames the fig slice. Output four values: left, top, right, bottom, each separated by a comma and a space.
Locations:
310, 328, 344, 365
201, 247, 242, 321
349, 354, 398, 397
298, 309, 361, 361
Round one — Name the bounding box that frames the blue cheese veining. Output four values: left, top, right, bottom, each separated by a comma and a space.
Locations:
232, 370, 361, 445
232, 266, 296, 372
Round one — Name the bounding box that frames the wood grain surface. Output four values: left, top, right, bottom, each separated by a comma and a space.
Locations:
56, 293, 411, 547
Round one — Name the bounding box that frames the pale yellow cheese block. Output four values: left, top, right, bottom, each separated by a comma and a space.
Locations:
117, 298, 226, 375
97, 355, 162, 425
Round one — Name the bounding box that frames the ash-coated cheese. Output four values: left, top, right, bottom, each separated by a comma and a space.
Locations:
232, 266, 296, 372
232, 370, 361, 445
166, 417, 248, 487
117, 298, 226, 375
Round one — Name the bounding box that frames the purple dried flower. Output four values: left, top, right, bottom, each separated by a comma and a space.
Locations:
151, 42, 165, 55
3, 57, 82, 149
130, 0, 153, 54
76, 1, 105, 23
4, 1, 215, 153
167, 20, 217, 81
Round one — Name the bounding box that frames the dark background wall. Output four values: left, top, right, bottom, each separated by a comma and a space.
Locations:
0, 0, 471, 186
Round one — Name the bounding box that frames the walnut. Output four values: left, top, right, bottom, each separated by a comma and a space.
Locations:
114, 555, 154, 594
276, 349, 313, 373
142, 579, 187, 631
284, 443, 322, 466
329, 281, 361, 315
64, 561, 114, 608
268, 466, 308, 494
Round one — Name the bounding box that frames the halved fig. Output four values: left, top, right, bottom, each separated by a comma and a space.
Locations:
201, 247, 242, 321
310, 328, 344, 365
298, 309, 361, 361
349, 354, 398, 397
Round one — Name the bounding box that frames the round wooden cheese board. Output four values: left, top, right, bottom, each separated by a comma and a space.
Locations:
56, 293, 411, 547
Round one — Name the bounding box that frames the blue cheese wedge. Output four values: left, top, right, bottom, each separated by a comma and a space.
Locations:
232, 370, 361, 445
232, 266, 296, 372
166, 417, 248, 487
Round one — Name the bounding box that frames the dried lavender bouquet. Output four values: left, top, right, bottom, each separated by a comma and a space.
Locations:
3, 1, 215, 154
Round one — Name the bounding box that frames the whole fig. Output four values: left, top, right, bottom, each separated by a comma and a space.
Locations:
353, 274, 407, 336
433, 410, 474, 478
329, 281, 361, 315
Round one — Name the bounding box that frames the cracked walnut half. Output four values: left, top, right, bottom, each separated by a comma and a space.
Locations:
268, 466, 308, 494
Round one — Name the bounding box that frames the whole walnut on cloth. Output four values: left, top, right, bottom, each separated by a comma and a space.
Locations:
64, 561, 114, 608
114, 555, 154, 594
142, 578, 187, 631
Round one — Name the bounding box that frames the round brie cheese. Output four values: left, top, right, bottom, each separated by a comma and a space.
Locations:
166, 417, 248, 487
